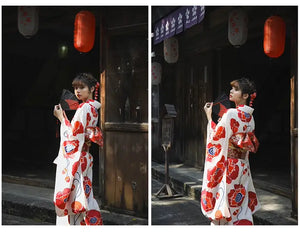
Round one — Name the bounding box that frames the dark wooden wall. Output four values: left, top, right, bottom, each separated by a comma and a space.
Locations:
100, 7, 148, 217
104, 124, 148, 217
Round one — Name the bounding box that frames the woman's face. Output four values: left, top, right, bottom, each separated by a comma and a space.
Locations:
74, 84, 91, 102
229, 85, 247, 106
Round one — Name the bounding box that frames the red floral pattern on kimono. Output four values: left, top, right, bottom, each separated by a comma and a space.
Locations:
207, 156, 226, 188
201, 190, 216, 212
206, 143, 222, 162
226, 158, 239, 184
201, 105, 260, 225
53, 100, 103, 225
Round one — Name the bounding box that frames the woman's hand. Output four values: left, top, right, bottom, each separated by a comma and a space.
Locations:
204, 102, 213, 121
53, 104, 64, 123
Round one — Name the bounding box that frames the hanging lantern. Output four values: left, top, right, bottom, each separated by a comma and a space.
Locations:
164, 37, 178, 63
228, 8, 248, 47
74, 11, 96, 53
18, 6, 39, 38
152, 62, 162, 85
264, 16, 286, 58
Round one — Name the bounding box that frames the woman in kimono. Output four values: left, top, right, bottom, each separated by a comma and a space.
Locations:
53, 73, 103, 225
201, 77, 260, 225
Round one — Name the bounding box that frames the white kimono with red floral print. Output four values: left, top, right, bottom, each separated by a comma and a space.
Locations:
201, 105, 260, 225
53, 100, 103, 225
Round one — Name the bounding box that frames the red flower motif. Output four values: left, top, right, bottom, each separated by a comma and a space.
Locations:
201, 190, 216, 212
83, 176, 92, 198
64, 118, 71, 127
71, 201, 85, 214
237, 109, 252, 122
86, 113, 91, 126
230, 118, 240, 133
233, 219, 253, 225
90, 106, 98, 118
80, 156, 87, 172
233, 209, 239, 216
80, 220, 86, 225
72, 161, 79, 176
228, 184, 246, 207
63, 140, 79, 159
206, 143, 222, 162
73, 121, 84, 136
207, 156, 226, 188
213, 126, 226, 141
248, 191, 258, 212
211, 121, 217, 130
64, 209, 68, 216
55, 188, 71, 209
85, 210, 103, 225
226, 158, 239, 184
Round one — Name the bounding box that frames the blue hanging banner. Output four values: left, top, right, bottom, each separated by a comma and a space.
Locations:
153, 6, 205, 45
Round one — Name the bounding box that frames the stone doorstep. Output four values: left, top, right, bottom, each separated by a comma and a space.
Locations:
151, 162, 298, 225
2, 174, 55, 189
2, 182, 148, 225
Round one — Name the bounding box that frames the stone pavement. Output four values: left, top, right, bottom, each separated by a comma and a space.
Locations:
152, 161, 298, 225
152, 179, 210, 225
2, 176, 147, 225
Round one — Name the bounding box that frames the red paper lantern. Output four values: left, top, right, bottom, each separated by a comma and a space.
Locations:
264, 16, 286, 58
74, 11, 96, 53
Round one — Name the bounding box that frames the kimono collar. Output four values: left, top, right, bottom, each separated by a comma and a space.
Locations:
236, 105, 254, 115
86, 99, 101, 110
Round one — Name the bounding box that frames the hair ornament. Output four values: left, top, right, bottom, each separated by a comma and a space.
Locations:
249, 92, 256, 107
94, 82, 100, 100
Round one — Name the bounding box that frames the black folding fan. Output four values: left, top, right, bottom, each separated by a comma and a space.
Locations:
212, 93, 232, 124
59, 89, 79, 111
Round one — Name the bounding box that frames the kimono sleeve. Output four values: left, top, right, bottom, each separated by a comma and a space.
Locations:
58, 104, 89, 161
206, 110, 234, 145
53, 104, 90, 216
201, 109, 235, 219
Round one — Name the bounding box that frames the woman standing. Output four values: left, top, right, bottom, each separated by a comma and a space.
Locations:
201, 77, 260, 225
53, 73, 103, 225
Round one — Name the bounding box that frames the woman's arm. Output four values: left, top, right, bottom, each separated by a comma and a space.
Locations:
53, 104, 64, 123
203, 102, 213, 121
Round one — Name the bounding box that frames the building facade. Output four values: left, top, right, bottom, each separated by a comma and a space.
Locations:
152, 6, 297, 218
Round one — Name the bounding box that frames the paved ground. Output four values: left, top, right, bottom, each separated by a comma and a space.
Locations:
2, 179, 148, 225
2, 214, 53, 225
151, 179, 210, 225
152, 161, 298, 225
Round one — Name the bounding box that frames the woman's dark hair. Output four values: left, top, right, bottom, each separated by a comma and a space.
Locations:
72, 73, 97, 91
230, 77, 256, 106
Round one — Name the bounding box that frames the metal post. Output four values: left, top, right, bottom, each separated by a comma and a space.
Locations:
164, 147, 169, 185
154, 144, 182, 199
